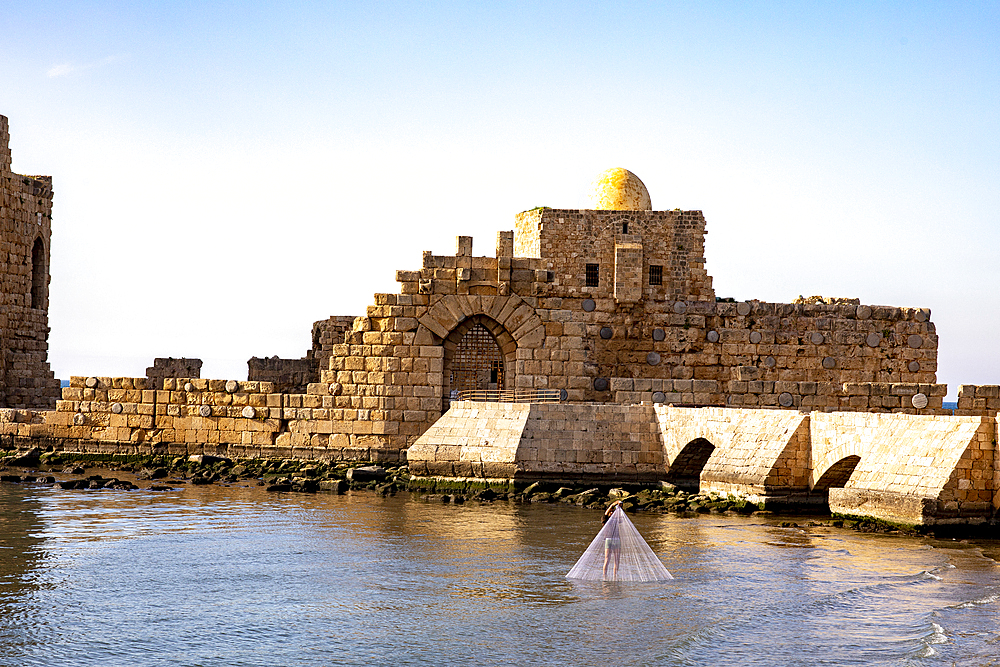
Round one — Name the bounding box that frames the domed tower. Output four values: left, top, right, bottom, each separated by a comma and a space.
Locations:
513, 168, 714, 305
588, 168, 652, 211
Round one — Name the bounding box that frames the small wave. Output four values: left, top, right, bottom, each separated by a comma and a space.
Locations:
928, 622, 948, 644
950, 593, 1000, 609
919, 570, 943, 581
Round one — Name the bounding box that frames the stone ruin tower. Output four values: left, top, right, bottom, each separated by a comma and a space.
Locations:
0, 115, 61, 408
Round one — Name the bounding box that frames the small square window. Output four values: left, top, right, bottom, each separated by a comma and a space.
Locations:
649, 265, 663, 286
585, 263, 599, 287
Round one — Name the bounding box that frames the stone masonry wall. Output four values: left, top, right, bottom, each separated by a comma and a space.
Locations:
298, 204, 942, 457
0, 115, 60, 408
146, 357, 202, 382
514, 209, 714, 302
246, 316, 357, 394
0, 375, 405, 462
247, 356, 315, 394
612, 378, 948, 414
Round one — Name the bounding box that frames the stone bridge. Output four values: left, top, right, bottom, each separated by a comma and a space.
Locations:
409, 402, 998, 526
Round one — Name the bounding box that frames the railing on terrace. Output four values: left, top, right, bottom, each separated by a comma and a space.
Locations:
454, 389, 567, 403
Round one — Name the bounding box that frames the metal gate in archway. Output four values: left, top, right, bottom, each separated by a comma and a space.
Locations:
449, 323, 504, 393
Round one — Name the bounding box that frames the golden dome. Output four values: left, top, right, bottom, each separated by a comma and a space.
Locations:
588, 168, 651, 211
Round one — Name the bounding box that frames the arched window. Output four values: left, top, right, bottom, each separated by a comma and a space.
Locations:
30, 237, 44, 309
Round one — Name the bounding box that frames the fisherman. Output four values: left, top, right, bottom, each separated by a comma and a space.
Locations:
603, 500, 623, 578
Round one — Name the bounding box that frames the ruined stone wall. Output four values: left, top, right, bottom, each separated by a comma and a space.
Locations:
245, 316, 357, 393
247, 356, 315, 394
310, 315, 356, 372
0, 115, 60, 408
146, 357, 202, 382
954, 385, 1000, 417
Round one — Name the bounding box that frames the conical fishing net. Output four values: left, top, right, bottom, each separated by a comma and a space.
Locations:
566, 506, 673, 582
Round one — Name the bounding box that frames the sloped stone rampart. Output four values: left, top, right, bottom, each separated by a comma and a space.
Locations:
408, 401, 663, 484
406, 402, 532, 479
811, 412, 996, 524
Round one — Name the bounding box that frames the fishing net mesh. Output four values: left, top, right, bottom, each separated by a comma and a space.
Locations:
566, 506, 673, 582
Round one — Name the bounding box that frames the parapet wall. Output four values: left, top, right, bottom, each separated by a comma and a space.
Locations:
0, 376, 405, 462
612, 378, 948, 414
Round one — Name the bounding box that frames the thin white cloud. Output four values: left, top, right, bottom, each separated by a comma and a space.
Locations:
47, 54, 125, 78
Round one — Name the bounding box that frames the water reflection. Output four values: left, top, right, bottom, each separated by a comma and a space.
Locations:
0, 478, 999, 666
0, 485, 47, 657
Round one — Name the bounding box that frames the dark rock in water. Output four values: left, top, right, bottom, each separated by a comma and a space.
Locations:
473, 488, 498, 501
9, 448, 41, 467
529, 492, 553, 503
190, 476, 212, 485
448, 494, 465, 504
22, 476, 37, 483
148, 485, 172, 491
346, 466, 387, 483
138, 468, 168, 480
62, 466, 85, 475
266, 483, 292, 493
88, 479, 107, 490
295, 479, 319, 493
376, 482, 396, 496
231, 465, 247, 477
43, 476, 56, 484
1, 474, 22, 483
318, 480, 345, 494
105, 480, 137, 490
567, 488, 600, 505
58, 479, 86, 490
187, 454, 231, 466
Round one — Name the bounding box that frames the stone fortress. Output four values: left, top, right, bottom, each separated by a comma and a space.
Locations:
1, 113, 998, 527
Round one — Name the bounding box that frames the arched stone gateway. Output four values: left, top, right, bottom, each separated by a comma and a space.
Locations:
442, 315, 517, 408
664, 437, 715, 491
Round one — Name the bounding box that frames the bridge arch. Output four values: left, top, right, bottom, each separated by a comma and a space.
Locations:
664, 437, 716, 492
813, 455, 861, 492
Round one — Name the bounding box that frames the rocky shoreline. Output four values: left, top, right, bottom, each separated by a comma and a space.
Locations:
0, 448, 972, 538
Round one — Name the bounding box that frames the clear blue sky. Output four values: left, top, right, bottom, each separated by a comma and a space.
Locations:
2, 1, 998, 397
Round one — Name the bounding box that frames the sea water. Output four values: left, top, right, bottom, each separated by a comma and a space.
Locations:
1, 477, 999, 666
